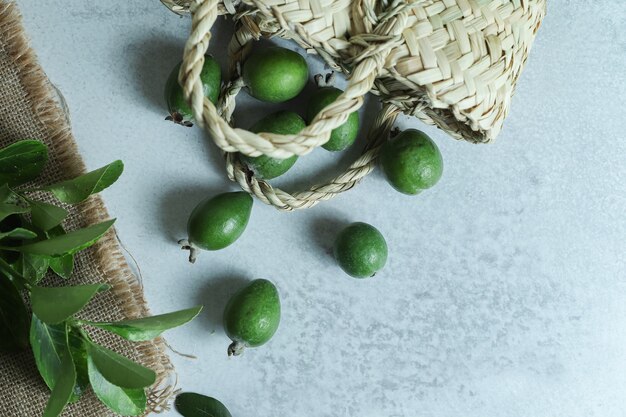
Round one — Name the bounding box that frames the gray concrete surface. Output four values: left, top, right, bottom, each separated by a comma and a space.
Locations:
15, 1, 626, 416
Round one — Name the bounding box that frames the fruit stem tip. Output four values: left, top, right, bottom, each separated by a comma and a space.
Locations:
227, 341, 245, 357
178, 239, 198, 264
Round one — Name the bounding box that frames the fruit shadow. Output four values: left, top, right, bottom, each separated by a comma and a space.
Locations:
127, 36, 183, 113
158, 183, 228, 244
126, 18, 234, 113
307, 215, 350, 260
194, 274, 251, 333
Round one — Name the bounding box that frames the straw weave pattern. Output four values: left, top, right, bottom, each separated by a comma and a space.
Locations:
161, 0, 546, 210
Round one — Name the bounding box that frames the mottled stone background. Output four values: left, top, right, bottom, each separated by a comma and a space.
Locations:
16, 1, 626, 416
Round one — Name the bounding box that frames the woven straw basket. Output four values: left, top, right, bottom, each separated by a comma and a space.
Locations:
161, 0, 546, 210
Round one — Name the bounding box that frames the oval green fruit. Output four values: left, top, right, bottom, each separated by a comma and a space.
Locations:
165, 55, 221, 126
307, 86, 359, 151
175, 393, 232, 417
239, 111, 306, 179
380, 129, 443, 195
243, 47, 308, 103
223, 279, 281, 356
180, 192, 253, 263
333, 222, 388, 278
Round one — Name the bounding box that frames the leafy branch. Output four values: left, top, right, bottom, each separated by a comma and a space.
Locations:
0, 140, 201, 416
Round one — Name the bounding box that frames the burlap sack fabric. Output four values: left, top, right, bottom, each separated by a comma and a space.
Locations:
0, 2, 174, 416
162, 0, 546, 211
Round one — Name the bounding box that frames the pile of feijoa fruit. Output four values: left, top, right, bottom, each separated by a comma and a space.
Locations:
164, 45, 443, 417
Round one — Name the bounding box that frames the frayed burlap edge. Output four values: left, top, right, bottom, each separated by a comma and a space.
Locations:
0, 2, 176, 414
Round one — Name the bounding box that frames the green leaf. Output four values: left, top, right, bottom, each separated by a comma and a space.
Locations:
15, 253, 50, 284
0, 256, 27, 290
30, 317, 87, 405
67, 327, 89, 403
0, 140, 48, 187
88, 354, 146, 416
30, 314, 67, 391
16, 219, 115, 256
0, 185, 29, 222
0, 184, 28, 204
0, 184, 13, 200
42, 335, 76, 417
85, 305, 203, 341
0, 201, 29, 223
42, 160, 123, 204
49, 255, 74, 279
23, 254, 51, 283
30, 317, 89, 406
46, 226, 74, 279
30, 200, 68, 231
175, 393, 233, 417
87, 341, 156, 389
0, 227, 37, 240
0, 273, 29, 351
31, 283, 109, 324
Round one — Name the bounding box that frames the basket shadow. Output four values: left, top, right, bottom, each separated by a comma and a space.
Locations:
193, 274, 251, 333
275, 90, 384, 192
125, 16, 234, 114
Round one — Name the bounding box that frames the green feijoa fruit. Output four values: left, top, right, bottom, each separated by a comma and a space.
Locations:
175, 393, 232, 417
180, 192, 253, 263
333, 222, 388, 278
306, 86, 359, 151
243, 47, 308, 103
239, 111, 306, 180
380, 129, 443, 195
223, 279, 280, 356
165, 55, 221, 126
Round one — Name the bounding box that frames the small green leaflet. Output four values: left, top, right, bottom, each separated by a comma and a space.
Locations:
88, 354, 146, 416
49, 255, 74, 279
15, 253, 50, 284
42, 337, 76, 417
0, 185, 29, 222
31, 283, 110, 324
31, 318, 88, 404
67, 327, 89, 403
0, 273, 30, 351
0, 184, 13, 200
85, 305, 203, 341
46, 226, 74, 279
0, 184, 27, 205
87, 341, 156, 389
42, 160, 123, 204
0, 256, 27, 290
174, 393, 233, 417
0, 140, 48, 187
30, 200, 68, 231
16, 219, 115, 256
0, 203, 28, 223
30, 315, 67, 391
0, 228, 37, 240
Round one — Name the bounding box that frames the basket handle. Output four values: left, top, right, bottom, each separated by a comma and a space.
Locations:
226, 103, 400, 210
181, 0, 412, 210
220, 15, 402, 210
180, 0, 412, 159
